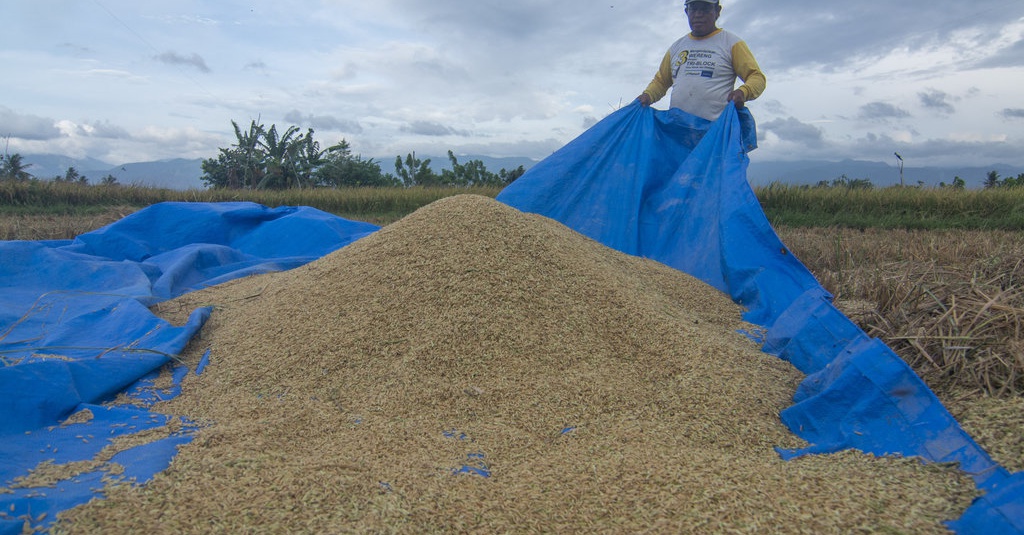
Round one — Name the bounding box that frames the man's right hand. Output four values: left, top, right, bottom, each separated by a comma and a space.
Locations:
637, 93, 652, 106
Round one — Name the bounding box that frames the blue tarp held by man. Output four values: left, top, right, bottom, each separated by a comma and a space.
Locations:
497, 102, 1024, 534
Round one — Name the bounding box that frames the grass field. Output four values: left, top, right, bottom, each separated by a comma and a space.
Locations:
2, 182, 1022, 473
5, 180, 1024, 229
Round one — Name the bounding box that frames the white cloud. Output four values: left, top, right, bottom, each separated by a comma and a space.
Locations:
0, 107, 61, 140
0, 0, 1021, 170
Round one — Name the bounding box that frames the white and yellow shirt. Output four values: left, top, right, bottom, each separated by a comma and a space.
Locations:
642, 28, 766, 121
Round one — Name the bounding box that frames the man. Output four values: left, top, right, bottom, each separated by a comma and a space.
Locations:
637, 0, 766, 121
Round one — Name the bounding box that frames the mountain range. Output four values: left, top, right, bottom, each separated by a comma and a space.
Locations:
13, 153, 1020, 191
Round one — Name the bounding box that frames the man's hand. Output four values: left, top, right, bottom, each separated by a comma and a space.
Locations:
637, 93, 652, 106
728, 89, 746, 109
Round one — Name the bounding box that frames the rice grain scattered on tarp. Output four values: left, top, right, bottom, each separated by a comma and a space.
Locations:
54, 195, 977, 534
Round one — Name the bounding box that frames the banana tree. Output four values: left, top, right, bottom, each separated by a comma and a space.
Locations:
231, 120, 266, 188
257, 124, 302, 189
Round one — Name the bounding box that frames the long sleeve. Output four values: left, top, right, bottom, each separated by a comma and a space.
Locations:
642, 51, 675, 104
732, 41, 766, 101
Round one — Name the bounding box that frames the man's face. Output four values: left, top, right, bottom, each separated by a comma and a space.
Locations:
685, 2, 720, 37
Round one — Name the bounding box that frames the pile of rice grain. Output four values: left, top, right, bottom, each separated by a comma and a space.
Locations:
54, 195, 976, 534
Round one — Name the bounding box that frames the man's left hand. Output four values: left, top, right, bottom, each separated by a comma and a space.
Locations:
728, 89, 746, 109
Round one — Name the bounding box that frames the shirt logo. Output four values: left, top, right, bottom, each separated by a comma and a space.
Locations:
673, 51, 689, 76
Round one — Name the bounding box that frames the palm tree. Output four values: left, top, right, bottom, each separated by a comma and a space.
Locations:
1, 153, 34, 181
983, 170, 1001, 189
55, 167, 83, 184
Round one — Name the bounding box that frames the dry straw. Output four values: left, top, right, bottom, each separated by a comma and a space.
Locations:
54, 195, 976, 533
776, 226, 1024, 397
776, 226, 1024, 474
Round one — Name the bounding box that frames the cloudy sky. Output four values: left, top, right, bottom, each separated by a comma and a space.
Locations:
3, 0, 1023, 169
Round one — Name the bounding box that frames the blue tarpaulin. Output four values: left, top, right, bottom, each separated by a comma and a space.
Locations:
0, 203, 378, 534
1, 103, 1021, 533
497, 102, 1023, 534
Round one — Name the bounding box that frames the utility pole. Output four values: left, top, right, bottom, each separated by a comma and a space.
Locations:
894, 152, 904, 186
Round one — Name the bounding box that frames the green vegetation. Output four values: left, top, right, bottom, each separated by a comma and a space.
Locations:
981, 169, 1024, 189
4, 132, 1024, 229
3, 179, 1023, 230
0, 179, 503, 225
9, 178, 1024, 227
0, 153, 33, 181
199, 120, 411, 189
756, 182, 1024, 230
198, 119, 523, 189
2, 117, 527, 192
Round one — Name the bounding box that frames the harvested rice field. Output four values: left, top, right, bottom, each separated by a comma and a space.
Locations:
53, 195, 978, 533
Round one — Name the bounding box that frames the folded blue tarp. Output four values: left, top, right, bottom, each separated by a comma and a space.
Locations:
0, 203, 379, 534
497, 102, 1023, 534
